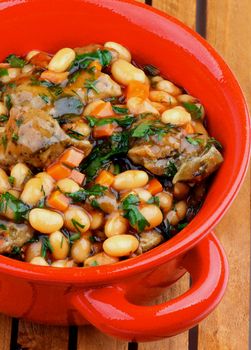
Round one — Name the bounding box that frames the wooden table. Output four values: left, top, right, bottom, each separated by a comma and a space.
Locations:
0, 1, 250, 349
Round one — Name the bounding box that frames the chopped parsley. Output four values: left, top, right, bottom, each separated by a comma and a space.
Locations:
1, 135, 7, 149
61, 227, 81, 245
147, 196, 160, 206
15, 117, 23, 126
39, 94, 50, 104
143, 64, 160, 76
90, 260, 99, 266
131, 122, 174, 140
6, 54, 26, 68
84, 79, 99, 94
112, 106, 129, 114
70, 49, 112, 73
5, 95, 12, 110
69, 71, 80, 83
185, 136, 204, 146
0, 192, 30, 223
86, 115, 135, 128
67, 129, 85, 140
71, 218, 85, 233
67, 184, 107, 203
165, 160, 177, 178
8, 176, 15, 186
183, 102, 203, 120
12, 133, 19, 142
121, 194, 150, 232
0, 115, 8, 122
41, 236, 53, 258
206, 137, 223, 151
0, 68, 8, 77
177, 222, 188, 231
0, 223, 7, 230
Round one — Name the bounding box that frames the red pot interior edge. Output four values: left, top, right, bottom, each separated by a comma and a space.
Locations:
0, 0, 249, 283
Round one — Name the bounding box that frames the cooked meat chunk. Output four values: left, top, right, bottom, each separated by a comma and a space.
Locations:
0, 219, 34, 254
86, 73, 122, 102
1, 107, 92, 168
138, 230, 164, 253
173, 146, 223, 183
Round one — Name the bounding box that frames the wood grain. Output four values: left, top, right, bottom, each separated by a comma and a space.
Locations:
198, 1, 251, 349
152, 0, 196, 29
17, 321, 69, 350
0, 315, 11, 350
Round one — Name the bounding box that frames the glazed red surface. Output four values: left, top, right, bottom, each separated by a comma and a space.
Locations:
0, 0, 249, 341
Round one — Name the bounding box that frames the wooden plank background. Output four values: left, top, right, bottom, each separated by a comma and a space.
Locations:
0, 1, 250, 349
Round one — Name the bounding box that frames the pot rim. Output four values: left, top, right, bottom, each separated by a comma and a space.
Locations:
0, 0, 249, 284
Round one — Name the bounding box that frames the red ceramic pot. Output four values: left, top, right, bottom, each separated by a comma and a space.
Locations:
0, 0, 249, 342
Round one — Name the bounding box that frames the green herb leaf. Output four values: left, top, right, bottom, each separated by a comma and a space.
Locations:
41, 236, 53, 258
0, 68, 8, 77
177, 222, 188, 231
70, 49, 112, 73
39, 94, 50, 104
67, 129, 84, 140
0, 223, 7, 230
71, 218, 85, 233
121, 194, 150, 232
12, 133, 19, 142
84, 79, 99, 93
8, 176, 15, 186
185, 136, 204, 146
165, 160, 177, 178
90, 260, 99, 266
143, 64, 160, 76
0, 115, 8, 122
112, 106, 129, 114
54, 96, 83, 117
0, 192, 30, 223
69, 71, 80, 83
206, 137, 223, 150
5, 95, 12, 110
86, 115, 135, 128
183, 102, 202, 120
146, 196, 160, 206
6, 54, 26, 68
67, 184, 107, 203
1, 135, 7, 149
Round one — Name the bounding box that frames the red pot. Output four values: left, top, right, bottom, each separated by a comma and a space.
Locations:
0, 0, 249, 342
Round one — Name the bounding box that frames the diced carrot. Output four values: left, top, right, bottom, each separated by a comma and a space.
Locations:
91, 101, 115, 118
40, 70, 69, 84
47, 162, 72, 181
183, 122, 195, 134
60, 147, 85, 168
95, 170, 115, 187
93, 123, 116, 138
69, 169, 85, 185
127, 80, 150, 100
47, 190, 70, 212
147, 178, 163, 195
30, 52, 51, 68
89, 60, 102, 73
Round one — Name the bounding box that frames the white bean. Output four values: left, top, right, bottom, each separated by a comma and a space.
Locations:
134, 188, 152, 202
161, 106, 191, 126
138, 204, 163, 230
156, 80, 182, 96
149, 90, 177, 106
30, 257, 49, 266
104, 42, 131, 62
25, 241, 42, 262
83, 100, 104, 116
177, 94, 197, 103
26, 50, 40, 61
113, 170, 149, 191
71, 237, 91, 263
20, 178, 44, 206
11, 163, 31, 190
49, 231, 69, 260
103, 234, 139, 257
111, 59, 146, 86
104, 213, 128, 237
156, 192, 173, 212
166, 200, 187, 225
35, 172, 55, 196
127, 97, 159, 115
84, 252, 119, 267
90, 211, 104, 230
48, 48, 76, 73
64, 206, 90, 233
0, 169, 11, 194
29, 208, 64, 234
57, 178, 80, 194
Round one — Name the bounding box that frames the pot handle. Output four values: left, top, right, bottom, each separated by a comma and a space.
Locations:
71, 232, 228, 341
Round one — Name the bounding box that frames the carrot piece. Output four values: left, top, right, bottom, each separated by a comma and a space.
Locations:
30, 52, 51, 68
60, 148, 85, 168
93, 123, 116, 138
95, 170, 115, 187
47, 190, 70, 212
127, 80, 150, 100
47, 162, 72, 180
69, 169, 85, 185
147, 178, 163, 195
89, 60, 102, 73
40, 70, 69, 84
91, 101, 115, 118
183, 123, 195, 134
